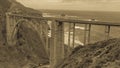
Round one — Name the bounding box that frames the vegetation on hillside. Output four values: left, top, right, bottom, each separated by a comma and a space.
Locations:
0, 22, 49, 68
0, 0, 47, 68
0, 0, 11, 13
0, 0, 42, 16
57, 38, 120, 68
8, 0, 42, 16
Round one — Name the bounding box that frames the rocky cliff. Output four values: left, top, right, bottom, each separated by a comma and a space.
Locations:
0, 0, 49, 68
57, 38, 120, 68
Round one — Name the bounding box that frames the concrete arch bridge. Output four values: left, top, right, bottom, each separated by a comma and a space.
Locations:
6, 13, 120, 68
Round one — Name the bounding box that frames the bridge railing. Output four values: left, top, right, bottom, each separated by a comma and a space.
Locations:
6, 13, 120, 68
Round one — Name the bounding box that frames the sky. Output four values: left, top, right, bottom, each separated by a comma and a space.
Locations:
16, 0, 120, 11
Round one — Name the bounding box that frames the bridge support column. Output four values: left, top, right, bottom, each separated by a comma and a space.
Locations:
50, 21, 64, 68
6, 13, 12, 45
68, 23, 71, 53
6, 13, 16, 45
105, 25, 111, 40
72, 23, 75, 48
84, 24, 91, 45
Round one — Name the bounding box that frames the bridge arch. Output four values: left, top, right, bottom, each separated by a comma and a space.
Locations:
11, 19, 34, 43
8, 18, 47, 48
6, 14, 50, 59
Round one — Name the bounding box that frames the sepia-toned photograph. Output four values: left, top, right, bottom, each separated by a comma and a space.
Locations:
0, 0, 120, 68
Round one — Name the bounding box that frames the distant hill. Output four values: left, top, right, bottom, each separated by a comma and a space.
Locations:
0, 0, 42, 16
0, 0, 42, 42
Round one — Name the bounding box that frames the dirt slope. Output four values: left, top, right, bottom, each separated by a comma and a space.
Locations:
57, 38, 120, 68
0, 22, 49, 68
0, 0, 49, 68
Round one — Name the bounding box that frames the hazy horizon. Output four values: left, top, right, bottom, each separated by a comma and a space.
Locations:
16, 0, 120, 11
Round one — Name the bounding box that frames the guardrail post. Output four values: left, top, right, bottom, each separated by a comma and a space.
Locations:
50, 21, 64, 68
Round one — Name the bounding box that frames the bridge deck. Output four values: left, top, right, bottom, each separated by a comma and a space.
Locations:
8, 13, 120, 26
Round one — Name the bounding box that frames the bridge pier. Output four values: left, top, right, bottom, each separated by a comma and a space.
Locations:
6, 13, 25, 45
50, 21, 64, 68
84, 24, 91, 45
6, 13, 15, 45
105, 25, 111, 40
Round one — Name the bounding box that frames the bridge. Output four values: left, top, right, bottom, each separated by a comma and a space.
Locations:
5, 12, 120, 68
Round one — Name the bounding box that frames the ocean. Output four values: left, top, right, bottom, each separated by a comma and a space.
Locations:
41, 9, 120, 23
41, 9, 120, 46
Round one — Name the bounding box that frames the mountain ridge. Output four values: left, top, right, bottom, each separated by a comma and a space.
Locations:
0, 0, 42, 16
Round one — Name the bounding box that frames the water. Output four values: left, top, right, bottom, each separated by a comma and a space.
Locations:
41, 10, 120, 23
43, 10, 120, 47
47, 21, 84, 47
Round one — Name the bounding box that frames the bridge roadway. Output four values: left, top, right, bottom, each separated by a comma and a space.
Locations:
8, 13, 120, 26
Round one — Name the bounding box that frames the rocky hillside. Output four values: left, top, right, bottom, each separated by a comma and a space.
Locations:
0, 0, 10, 45
9, 0, 42, 16
0, 23, 49, 68
0, 0, 49, 68
0, 0, 11, 13
0, 0, 42, 16
57, 38, 120, 68
0, 0, 42, 43
0, 0, 42, 42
